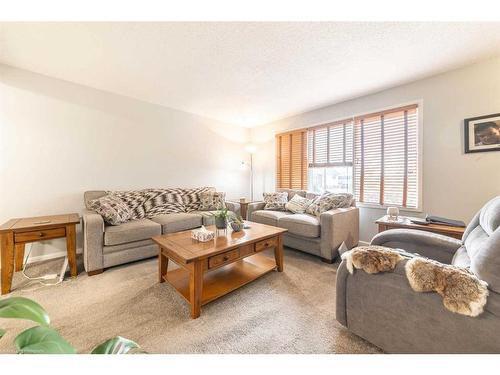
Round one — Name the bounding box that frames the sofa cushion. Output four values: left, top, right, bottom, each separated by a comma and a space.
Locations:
104, 219, 161, 246
306, 192, 354, 216
285, 194, 313, 214
191, 210, 235, 226
251, 210, 292, 226
277, 188, 307, 200
183, 187, 216, 212
278, 214, 320, 238
150, 213, 203, 234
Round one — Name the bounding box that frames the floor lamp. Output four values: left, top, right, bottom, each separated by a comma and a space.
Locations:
245, 144, 257, 201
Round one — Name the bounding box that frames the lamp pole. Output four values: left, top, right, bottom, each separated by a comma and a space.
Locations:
250, 153, 254, 201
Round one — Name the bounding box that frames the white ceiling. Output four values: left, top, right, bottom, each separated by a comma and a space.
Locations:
2, 22, 500, 127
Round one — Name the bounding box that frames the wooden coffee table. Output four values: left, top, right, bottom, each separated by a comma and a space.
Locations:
152, 222, 287, 318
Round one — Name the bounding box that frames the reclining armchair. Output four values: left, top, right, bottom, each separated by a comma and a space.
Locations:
336, 195, 500, 353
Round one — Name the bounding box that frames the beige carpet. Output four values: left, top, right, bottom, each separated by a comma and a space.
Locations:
0, 248, 381, 354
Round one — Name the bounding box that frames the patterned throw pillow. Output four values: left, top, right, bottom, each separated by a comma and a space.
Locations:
263, 192, 288, 211
306, 193, 354, 216
199, 191, 226, 210
89, 194, 133, 225
183, 187, 216, 212
285, 194, 313, 214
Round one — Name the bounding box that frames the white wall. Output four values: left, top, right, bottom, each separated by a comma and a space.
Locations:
251, 56, 500, 242
0, 65, 251, 260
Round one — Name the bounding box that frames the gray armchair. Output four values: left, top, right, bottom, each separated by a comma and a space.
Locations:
336, 195, 500, 353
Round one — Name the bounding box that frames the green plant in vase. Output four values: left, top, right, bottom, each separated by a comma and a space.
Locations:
213, 207, 230, 229
0, 297, 141, 354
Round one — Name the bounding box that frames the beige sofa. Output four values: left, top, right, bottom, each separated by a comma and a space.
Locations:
247, 189, 359, 263
82, 189, 240, 275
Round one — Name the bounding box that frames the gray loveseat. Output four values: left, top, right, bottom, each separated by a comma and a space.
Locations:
336, 195, 500, 353
82, 189, 240, 275
247, 189, 359, 263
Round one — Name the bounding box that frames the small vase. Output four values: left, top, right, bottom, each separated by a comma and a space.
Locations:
214, 216, 227, 229
230, 222, 244, 232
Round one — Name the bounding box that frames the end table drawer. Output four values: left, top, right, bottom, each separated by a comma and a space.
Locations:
255, 237, 278, 253
15, 227, 66, 243
208, 249, 239, 269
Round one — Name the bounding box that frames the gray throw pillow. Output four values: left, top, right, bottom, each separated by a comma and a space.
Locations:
263, 192, 288, 211
200, 191, 226, 210
89, 194, 133, 225
306, 192, 354, 216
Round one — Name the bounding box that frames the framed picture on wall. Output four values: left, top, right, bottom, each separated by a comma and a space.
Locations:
464, 113, 500, 153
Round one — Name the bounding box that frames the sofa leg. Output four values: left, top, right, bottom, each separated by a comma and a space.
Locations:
321, 257, 334, 264
87, 269, 104, 276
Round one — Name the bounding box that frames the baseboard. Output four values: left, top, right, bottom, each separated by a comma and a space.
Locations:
26, 250, 68, 265
358, 240, 370, 246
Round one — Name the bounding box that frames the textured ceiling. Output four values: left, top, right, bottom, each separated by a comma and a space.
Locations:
2, 22, 500, 127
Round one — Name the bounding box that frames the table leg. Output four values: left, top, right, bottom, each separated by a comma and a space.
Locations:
189, 260, 203, 319
65, 224, 77, 277
1, 232, 15, 295
378, 224, 387, 233
275, 234, 284, 272
15, 243, 25, 272
158, 248, 168, 283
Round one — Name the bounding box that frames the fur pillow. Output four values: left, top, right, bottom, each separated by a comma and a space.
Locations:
89, 194, 133, 225
263, 192, 288, 211
285, 194, 313, 214
306, 192, 354, 216
199, 191, 226, 210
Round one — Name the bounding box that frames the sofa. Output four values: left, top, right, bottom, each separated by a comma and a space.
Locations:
336, 195, 500, 353
247, 189, 359, 263
82, 189, 240, 275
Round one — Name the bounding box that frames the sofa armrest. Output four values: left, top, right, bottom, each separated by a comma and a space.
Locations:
247, 202, 266, 221
319, 207, 359, 261
82, 209, 105, 273
225, 201, 241, 217
371, 229, 462, 264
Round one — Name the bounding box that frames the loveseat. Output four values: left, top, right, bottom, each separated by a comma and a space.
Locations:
247, 189, 359, 262
336, 195, 500, 353
82, 188, 239, 275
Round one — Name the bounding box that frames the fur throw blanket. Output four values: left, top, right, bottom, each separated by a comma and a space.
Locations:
342, 246, 489, 317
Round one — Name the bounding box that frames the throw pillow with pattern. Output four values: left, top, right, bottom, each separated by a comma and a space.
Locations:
89, 194, 133, 225
199, 191, 226, 210
285, 194, 313, 214
306, 192, 354, 216
263, 192, 288, 211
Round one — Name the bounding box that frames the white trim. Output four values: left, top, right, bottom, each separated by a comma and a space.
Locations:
25, 250, 68, 265
358, 240, 370, 246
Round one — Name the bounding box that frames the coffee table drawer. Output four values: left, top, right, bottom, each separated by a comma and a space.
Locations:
208, 249, 240, 269
255, 237, 278, 253
15, 227, 66, 243
239, 244, 255, 257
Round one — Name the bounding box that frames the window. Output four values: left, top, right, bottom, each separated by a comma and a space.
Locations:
277, 103, 420, 209
307, 120, 353, 193
353, 104, 419, 208
275, 130, 308, 189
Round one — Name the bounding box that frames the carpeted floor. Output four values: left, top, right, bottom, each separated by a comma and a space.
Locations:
0, 248, 381, 354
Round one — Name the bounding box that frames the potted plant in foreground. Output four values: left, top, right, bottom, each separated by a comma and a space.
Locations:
0, 297, 141, 354
214, 207, 230, 229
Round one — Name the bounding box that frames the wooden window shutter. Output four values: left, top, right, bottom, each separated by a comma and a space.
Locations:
275, 130, 308, 189
353, 104, 419, 208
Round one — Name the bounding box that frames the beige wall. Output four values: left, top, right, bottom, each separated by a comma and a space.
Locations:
251, 56, 500, 242
0, 65, 251, 260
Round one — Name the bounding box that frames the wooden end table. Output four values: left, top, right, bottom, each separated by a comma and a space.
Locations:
375, 215, 465, 239
153, 221, 287, 319
228, 200, 256, 220
0, 213, 80, 295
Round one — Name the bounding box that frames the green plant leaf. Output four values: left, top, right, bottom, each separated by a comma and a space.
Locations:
14, 326, 76, 354
91, 336, 140, 354
0, 328, 5, 339
0, 297, 50, 326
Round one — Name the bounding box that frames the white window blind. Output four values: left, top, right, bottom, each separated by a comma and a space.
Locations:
307, 120, 354, 167
353, 104, 419, 208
